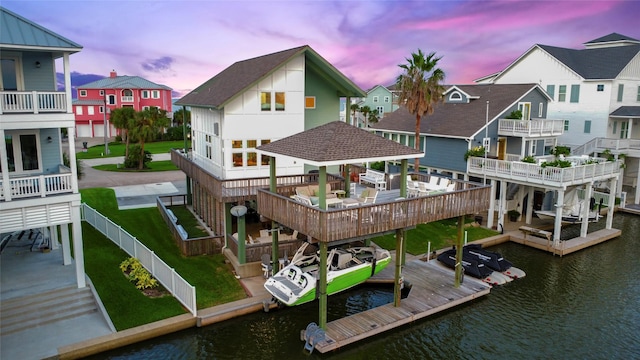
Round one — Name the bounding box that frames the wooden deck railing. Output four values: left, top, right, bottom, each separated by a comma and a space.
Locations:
0, 91, 67, 114
171, 149, 343, 202
257, 183, 490, 243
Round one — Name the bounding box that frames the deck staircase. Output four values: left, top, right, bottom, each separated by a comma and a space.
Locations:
0, 286, 98, 336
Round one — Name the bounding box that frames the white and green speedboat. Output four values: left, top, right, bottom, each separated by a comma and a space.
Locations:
264, 242, 391, 306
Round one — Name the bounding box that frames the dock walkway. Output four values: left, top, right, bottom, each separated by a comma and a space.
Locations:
313, 260, 491, 353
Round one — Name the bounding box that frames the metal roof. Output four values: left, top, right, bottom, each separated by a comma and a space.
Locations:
0, 6, 82, 53
256, 121, 422, 167
78, 75, 172, 90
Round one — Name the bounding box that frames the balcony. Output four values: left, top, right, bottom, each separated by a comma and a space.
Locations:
1, 166, 74, 201
467, 155, 621, 188
0, 91, 67, 114
256, 181, 490, 244
498, 118, 564, 138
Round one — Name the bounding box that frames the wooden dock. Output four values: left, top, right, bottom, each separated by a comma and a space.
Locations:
509, 228, 621, 256
311, 260, 491, 353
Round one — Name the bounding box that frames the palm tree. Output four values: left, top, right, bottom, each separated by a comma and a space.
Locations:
109, 107, 137, 158
360, 105, 371, 128
350, 103, 360, 126
130, 107, 170, 169
368, 108, 380, 125
396, 50, 445, 171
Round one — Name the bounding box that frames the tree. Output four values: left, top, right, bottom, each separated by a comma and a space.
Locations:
350, 103, 360, 126
368, 108, 380, 125
396, 50, 446, 171
130, 107, 170, 169
109, 107, 137, 158
360, 105, 371, 128
173, 108, 191, 127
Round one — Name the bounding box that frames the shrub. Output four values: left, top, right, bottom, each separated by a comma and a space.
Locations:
464, 146, 486, 161
123, 144, 152, 169
370, 161, 385, 171
521, 155, 536, 163
119, 257, 158, 290
550, 146, 570, 158
505, 110, 522, 119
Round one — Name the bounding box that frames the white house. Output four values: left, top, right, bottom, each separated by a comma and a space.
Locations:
476, 33, 640, 203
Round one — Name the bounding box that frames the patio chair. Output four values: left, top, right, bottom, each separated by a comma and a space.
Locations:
428, 176, 439, 188
343, 188, 378, 206
261, 253, 273, 278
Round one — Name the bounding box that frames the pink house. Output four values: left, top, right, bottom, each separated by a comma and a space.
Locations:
72, 70, 173, 138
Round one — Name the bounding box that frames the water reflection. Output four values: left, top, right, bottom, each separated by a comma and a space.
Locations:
88, 213, 640, 359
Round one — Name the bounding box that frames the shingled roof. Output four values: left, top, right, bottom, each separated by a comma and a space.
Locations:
538, 43, 640, 79
584, 33, 640, 46
176, 45, 365, 108
256, 121, 422, 167
610, 106, 640, 117
371, 83, 543, 138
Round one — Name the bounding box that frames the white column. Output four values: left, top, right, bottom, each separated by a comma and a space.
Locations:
0, 130, 11, 201
71, 204, 86, 288
487, 179, 496, 229
580, 184, 593, 238
553, 190, 564, 245
49, 225, 59, 250
63, 53, 72, 113
517, 186, 525, 221
67, 127, 79, 193
498, 180, 507, 232
616, 163, 624, 197
61, 223, 71, 265
607, 177, 617, 230
526, 186, 534, 224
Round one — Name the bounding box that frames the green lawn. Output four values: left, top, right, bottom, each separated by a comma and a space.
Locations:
168, 206, 209, 238
81, 188, 246, 327
76, 140, 189, 159
372, 217, 499, 255
92, 160, 179, 172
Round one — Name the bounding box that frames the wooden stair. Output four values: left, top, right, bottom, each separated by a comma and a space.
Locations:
0, 286, 98, 336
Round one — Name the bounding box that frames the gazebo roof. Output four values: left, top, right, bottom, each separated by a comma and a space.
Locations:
256, 121, 423, 167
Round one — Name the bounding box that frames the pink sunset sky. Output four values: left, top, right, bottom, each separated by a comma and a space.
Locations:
4, 0, 640, 97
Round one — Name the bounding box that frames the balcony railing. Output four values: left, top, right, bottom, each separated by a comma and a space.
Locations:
0, 91, 67, 114
467, 156, 621, 187
498, 118, 564, 137
1, 166, 74, 201
257, 182, 490, 243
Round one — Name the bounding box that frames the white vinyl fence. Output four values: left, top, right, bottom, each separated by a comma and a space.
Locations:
82, 203, 197, 316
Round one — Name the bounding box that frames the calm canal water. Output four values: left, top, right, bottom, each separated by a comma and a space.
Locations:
90, 213, 639, 359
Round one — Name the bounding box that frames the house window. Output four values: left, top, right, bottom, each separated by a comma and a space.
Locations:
546, 85, 555, 99
373, 96, 379, 103
99, 106, 104, 113
247, 152, 257, 166
88, 106, 94, 115
79, 90, 87, 97
107, 95, 116, 105
376, 106, 384, 117
141, 90, 149, 99
570, 85, 580, 103
260, 92, 271, 111
232, 140, 242, 148
275, 92, 285, 111
152, 90, 160, 99
617, 84, 624, 102
538, 102, 543, 117
384, 96, 390, 103
142, 106, 150, 111
76, 106, 83, 115
558, 85, 567, 102
612, 121, 617, 135
620, 122, 629, 139
637, 86, 640, 101
260, 139, 271, 165
597, 84, 604, 92
122, 89, 133, 102
213, 123, 219, 136
305, 96, 316, 109
99, 90, 104, 96
5, 133, 40, 173
449, 92, 462, 101
531, 140, 537, 155
482, 138, 490, 153
584, 120, 591, 134
564, 120, 569, 131
232, 153, 243, 167
518, 102, 531, 120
